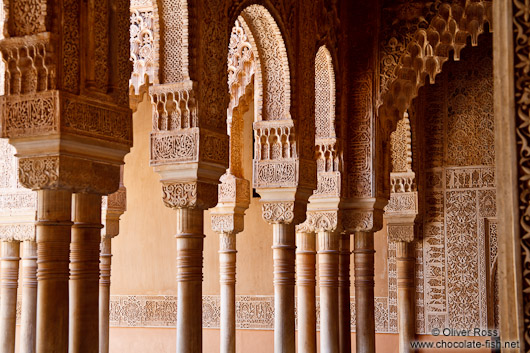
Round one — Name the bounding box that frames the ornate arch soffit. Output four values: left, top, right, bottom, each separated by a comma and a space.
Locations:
379, 0, 492, 132
130, 0, 160, 111
226, 16, 258, 179
303, 45, 342, 233
240, 4, 291, 122
315, 45, 336, 141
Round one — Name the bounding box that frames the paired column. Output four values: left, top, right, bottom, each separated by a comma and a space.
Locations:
318, 230, 340, 353
99, 236, 113, 353
295, 226, 316, 353
69, 193, 102, 353
354, 231, 376, 353
211, 173, 250, 353
100, 181, 127, 353
176, 207, 205, 353
339, 233, 352, 353
396, 241, 415, 353
219, 232, 237, 353
272, 222, 296, 353
20, 240, 38, 353
0, 240, 20, 353
36, 189, 72, 353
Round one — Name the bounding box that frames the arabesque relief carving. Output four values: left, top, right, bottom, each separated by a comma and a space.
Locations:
416, 37, 497, 331
513, 0, 530, 345
130, 0, 158, 96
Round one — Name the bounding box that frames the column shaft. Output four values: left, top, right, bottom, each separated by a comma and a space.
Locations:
0, 240, 20, 353
273, 223, 296, 353
99, 237, 112, 353
36, 189, 72, 353
70, 193, 102, 353
339, 233, 351, 353
396, 241, 415, 353
219, 233, 236, 353
20, 240, 37, 353
296, 231, 316, 353
354, 231, 375, 353
318, 231, 340, 353
176, 208, 204, 353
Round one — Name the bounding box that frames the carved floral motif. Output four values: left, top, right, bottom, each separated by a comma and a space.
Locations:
262, 202, 294, 224
513, 0, 530, 344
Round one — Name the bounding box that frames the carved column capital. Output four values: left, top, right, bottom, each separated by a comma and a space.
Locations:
102, 186, 127, 239
0, 224, 35, 242
262, 202, 295, 224
17, 155, 121, 194
211, 214, 245, 235
306, 211, 339, 233
388, 224, 415, 243
342, 197, 387, 233
161, 181, 218, 210
296, 220, 314, 234
211, 173, 250, 235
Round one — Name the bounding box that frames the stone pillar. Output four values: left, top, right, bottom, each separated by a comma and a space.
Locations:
295, 224, 316, 353
339, 233, 351, 353
0, 1, 132, 351
20, 240, 38, 353
99, 174, 127, 353
353, 231, 376, 353
69, 193, 102, 353
272, 221, 296, 353
176, 207, 205, 353
396, 241, 415, 353
318, 230, 340, 353
0, 240, 20, 353
0, 139, 38, 352
211, 173, 249, 353
36, 189, 73, 353
99, 236, 112, 353
219, 232, 236, 353
306, 211, 342, 353
385, 112, 419, 352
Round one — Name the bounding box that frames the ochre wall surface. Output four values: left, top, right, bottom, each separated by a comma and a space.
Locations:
112, 94, 390, 297
107, 92, 392, 350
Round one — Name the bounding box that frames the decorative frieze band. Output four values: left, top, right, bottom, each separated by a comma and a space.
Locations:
104, 295, 391, 333
0, 91, 133, 145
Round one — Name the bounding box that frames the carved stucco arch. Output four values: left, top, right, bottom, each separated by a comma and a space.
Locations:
239, 4, 291, 123
379, 0, 492, 193
379, 1, 492, 128
314, 45, 341, 179
227, 16, 258, 178
130, 0, 160, 111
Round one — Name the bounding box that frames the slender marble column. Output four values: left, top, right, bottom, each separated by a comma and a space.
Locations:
339, 233, 352, 353
219, 232, 236, 353
273, 223, 296, 353
69, 193, 102, 353
36, 189, 72, 353
0, 240, 20, 353
296, 229, 316, 353
396, 241, 415, 353
354, 231, 375, 353
176, 207, 204, 353
318, 230, 340, 353
20, 240, 38, 353
99, 236, 112, 353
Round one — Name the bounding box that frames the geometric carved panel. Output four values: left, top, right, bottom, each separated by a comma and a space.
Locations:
417, 34, 496, 332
